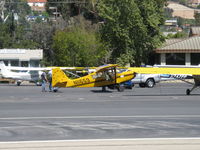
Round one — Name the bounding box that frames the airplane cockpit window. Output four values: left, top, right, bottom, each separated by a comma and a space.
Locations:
92, 67, 116, 81
19, 70, 28, 73
104, 68, 115, 81
92, 72, 103, 79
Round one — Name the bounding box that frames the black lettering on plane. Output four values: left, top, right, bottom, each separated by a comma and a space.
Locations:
73, 78, 91, 85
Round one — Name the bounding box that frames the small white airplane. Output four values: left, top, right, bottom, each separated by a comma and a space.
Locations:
0, 61, 48, 86
0, 61, 88, 86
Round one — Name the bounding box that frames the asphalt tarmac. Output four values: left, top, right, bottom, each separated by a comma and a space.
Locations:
0, 82, 200, 142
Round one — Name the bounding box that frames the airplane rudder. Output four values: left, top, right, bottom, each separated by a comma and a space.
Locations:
52, 68, 69, 87
0, 61, 6, 68
0, 61, 9, 75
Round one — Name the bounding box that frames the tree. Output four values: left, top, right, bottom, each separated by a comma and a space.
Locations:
52, 24, 108, 67
83, 0, 99, 23
0, 0, 38, 48
194, 11, 200, 26
4, 0, 31, 25
0, 22, 38, 49
97, 0, 166, 66
46, 0, 85, 20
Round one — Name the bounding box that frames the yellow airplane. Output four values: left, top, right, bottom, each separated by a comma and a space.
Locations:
52, 64, 135, 92
128, 67, 200, 95
52, 64, 200, 95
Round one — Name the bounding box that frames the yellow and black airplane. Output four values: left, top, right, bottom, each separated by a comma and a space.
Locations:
52, 64, 200, 94
52, 64, 135, 92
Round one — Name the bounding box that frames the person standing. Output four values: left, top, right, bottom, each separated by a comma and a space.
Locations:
48, 70, 53, 92
41, 71, 48, 92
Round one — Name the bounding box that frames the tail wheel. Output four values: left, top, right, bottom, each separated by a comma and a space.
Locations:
186, 89, 190, 95
53, 88, 58, 92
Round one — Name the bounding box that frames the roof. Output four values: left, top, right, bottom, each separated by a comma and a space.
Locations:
190, 27, 200, 36
27, 0, 47, 3
156, 36, 200, 53
163, 39, 183, 46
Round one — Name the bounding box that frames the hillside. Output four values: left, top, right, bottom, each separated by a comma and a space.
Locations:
167, 1, 196, 19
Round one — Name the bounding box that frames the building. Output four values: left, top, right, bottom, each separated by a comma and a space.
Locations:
188, 0, 200, 8
27, 0, 47, 12
189, 26, 200, 37
155, 36, 200, 66
165, 19, 178, 27
0, 49, 43, 67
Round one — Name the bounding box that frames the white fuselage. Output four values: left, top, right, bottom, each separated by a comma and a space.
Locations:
2, 70, 43, 82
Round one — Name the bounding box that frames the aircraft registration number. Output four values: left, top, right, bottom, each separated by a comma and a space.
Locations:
73, 78, 90, 85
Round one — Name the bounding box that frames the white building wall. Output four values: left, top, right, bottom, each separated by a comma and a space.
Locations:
35, 3, 45, 7
0, 49, 43, 67
28, 3, 34, 7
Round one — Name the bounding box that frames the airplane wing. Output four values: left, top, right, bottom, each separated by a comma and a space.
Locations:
4, 66, 87, 71
129, 67, 200, 75
0, 61, 95, 71
96, 64, 118, 72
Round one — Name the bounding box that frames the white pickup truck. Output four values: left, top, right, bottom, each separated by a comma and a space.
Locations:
131, 73, 192, 88
132, 74, 160, 88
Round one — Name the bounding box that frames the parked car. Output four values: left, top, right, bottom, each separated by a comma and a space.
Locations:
123, 80, 135, 89
124, 73, 193, 89
131, 73, 161, 88
122, 73, 160, 89
120, 68, 193, 89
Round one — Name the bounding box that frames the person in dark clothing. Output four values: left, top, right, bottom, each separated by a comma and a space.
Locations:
48, 70, 53, 92
41, 71, 48, 92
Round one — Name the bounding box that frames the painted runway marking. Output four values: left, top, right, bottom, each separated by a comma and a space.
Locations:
1, 115, 200, 120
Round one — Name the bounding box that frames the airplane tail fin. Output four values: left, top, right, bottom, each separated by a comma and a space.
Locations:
0, 61, 10, 76
52, 68, 70, 87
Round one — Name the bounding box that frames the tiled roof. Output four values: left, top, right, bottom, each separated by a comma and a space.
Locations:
163, 39, 183, 46
156, 36, 200, 53
27, 0, 47, 3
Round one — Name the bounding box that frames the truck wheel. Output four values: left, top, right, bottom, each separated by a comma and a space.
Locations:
145, 78, 155, 88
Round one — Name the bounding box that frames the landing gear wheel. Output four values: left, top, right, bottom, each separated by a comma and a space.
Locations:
102, 86, 106, 92
117, 85, 125, 92
17, 82, 21, 86
186, 89, 190, 95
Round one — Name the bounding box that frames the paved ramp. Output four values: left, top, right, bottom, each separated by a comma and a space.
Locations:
0, 138, 200, 150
